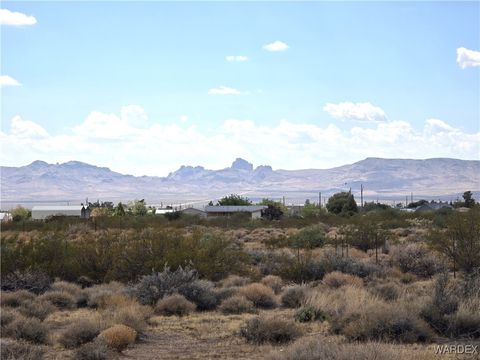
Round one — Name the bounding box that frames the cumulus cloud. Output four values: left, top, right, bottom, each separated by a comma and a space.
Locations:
1, 106, 478, 176
323, 102, 388, 122
456, 47, 480, 69
0, 75, 21, 87
263, 41, 289, 52
226, 55, 248, 62
0, 9, 37, 26
208, 86, 243, 95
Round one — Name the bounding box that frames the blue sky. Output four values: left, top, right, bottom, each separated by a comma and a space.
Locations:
1, 1, 479, 176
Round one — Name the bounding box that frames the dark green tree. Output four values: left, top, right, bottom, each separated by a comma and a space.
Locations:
114, 202, 125, 216
463, 191, 476, 208
217, 194, 252, 206
326, 191, 358, 215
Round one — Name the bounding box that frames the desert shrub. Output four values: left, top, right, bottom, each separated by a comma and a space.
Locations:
129, 266, 198, 305
369, 283, 401, 301
85, 282, 125, 308
155, 294, 195, 316
448, 297, 480, 338
307, 286, 433, 343
322, 254, 379, 278
323, 271, 363, 288
290, 225, 326, 249
99, 324, 136, 352
178, 280, 219, 310
74, 339, 109, 360
261, 275, 283, 294
0, 338, 46, 360
281, 285, 307, 308
294, 306, 327, 323
50, 281, 86, 306
220, 275, 250, 288
267, 337, 407, 360
239, 283, 277, 309
214, 286, 239, 301
391, 244, 446, 278
58, 319, 102, 348
0, 290, 36, 307
40, 290, 76, 309
240, 316, 301, 344
111, 304, 151, 335
4, 317, 49, 344
17, 299, 56, 320
0, 308, 22, 328
420, 273, 458, 335
219, 296, 257, 315
341, 303, 433, 343
1, 270, 52, 294
77, 276, 95, 289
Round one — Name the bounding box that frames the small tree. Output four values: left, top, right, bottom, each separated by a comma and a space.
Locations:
114, 202, 126, 216
326, 192, 358, 215
463, 191, 476, 208
217, 194, 252, 206
259, 199, 285, 220
129, 199, 147, 216
429, 209, 480, 274
11, 205, 31, 222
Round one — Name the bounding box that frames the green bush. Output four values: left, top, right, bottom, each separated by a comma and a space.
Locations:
4, 317, 49, 344
295, 306, 327, 323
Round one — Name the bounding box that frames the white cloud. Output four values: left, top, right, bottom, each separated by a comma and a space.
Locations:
179, 115, 188, 123
10, 116, 49, 138
323, 102, 387, 122
0, 9, 37, 26
1, 107, 478, 176
0, 75, 21, 87
208, 86, 243, 95
456, 47, 480, 69
263, 41, 289, 52
226, 55, 248, 62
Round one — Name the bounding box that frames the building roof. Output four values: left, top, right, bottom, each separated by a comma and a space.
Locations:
205, 205, 267, 213
415, 203, 452, 212
180, 207, 206, 213
32, 205, 85, 211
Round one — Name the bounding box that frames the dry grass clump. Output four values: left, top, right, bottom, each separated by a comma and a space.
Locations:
323, 271, 363, 289
369, 282, 401, 301
74, 339, 110, 360
219, 295, 257, 315
4, 316, 49, 344
58, 318, 102, 348
0, 308, 22, 328
99, 324, 136, 352
390, 244, 446, 278
220, 275, 250, 288
239, 283, 277, 309
17, 298, 56, 320
155, 294, 196, 316
281, 285, 308, 308
214, 286, 240, 301
50, 281, 87, 306
40, 290, 76, 309
0, 290, 36, 308
0, 338, 46, 360
267, 337, 411, 360
306, 286, 433, 343
261, 275, 283, 294
448, 297, 480, 338
85, 282, 125, 308
240, 316, 302, 344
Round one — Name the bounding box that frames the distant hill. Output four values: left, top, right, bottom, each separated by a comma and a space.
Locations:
1, 157, 479, 204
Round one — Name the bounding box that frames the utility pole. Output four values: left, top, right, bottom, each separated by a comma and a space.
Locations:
319, 192, 321, 207
360, 184, 364, 208
411, 192, 413, 204
282, 196, 285, 206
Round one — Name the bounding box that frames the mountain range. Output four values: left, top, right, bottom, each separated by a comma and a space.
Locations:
1, 158, 479, 205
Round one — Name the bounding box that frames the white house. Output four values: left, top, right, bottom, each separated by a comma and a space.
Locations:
31, 205, 90, 220
204, 205, 267, 220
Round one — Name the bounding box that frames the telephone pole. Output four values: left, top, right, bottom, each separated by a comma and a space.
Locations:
360, 184, 364, 208
319, 192, 321, 207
